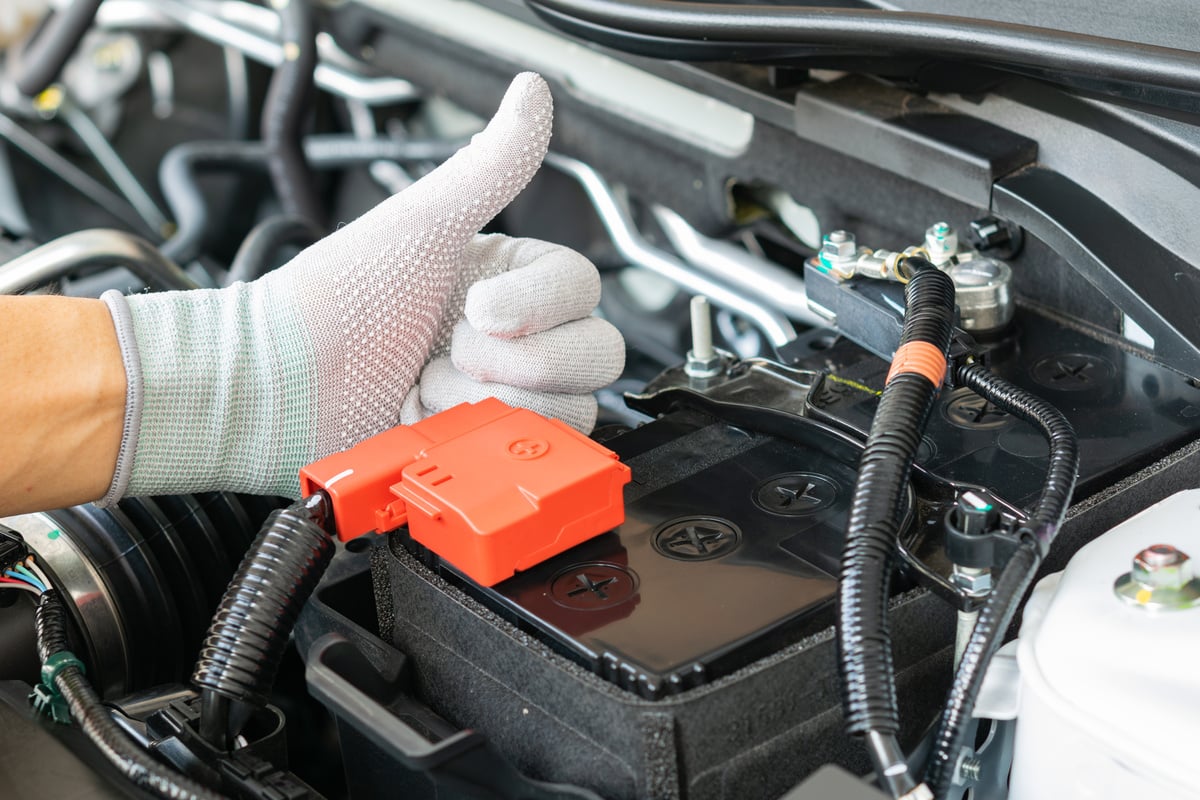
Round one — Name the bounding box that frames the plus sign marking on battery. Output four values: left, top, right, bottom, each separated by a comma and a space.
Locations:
566, 573, 617, 600
663, 524, 729, 555
772, 483, 822, 509
653, 518, 742, 561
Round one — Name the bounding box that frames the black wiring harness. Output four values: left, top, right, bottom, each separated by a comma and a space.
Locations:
34, 590, 226, 800
838, 259, 956, 797
523, 0, 1200, 115
923, 363, 1078, 798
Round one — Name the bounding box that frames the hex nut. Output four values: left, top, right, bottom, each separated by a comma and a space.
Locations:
820, 230, 857, 265
1132, 545, 1193, 590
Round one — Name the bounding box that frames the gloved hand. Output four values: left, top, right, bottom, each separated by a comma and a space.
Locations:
97, 72, 623, 502
400, 233, 624, 433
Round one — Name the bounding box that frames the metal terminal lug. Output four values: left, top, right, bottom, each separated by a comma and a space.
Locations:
945, 255, 1014, 332
1114, 544, 1200, 611
924, 221, 959, 266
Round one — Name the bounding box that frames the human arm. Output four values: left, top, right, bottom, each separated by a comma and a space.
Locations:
0, 295, 125, 514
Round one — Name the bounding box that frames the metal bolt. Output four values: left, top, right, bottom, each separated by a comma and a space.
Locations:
820, 230, 858, 264
924, 222, 958, 265
958, 756, 982, 783
685, 296, 724, 379
1114, 543, 1200, 611
951, 565, 992, 597
1132, 544, 1193, 590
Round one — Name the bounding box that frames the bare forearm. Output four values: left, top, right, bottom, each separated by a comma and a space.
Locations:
0, 296, 125, 515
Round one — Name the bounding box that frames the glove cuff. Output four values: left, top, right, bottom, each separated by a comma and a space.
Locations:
96, 290, 144, 508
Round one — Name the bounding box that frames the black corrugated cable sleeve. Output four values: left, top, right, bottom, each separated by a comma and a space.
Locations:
925, 540, 1039, 799
924, 364, 1077, 798
950, 363, 1078, 555
838, 259, 955, 796
14, 0, 104, 97
261, 0, 322, 226
192, 493, 334, 714
34, 591, 226, 800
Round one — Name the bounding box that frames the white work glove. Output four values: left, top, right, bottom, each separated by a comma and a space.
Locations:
97, 73, 623, 502
400, 234, 624, 433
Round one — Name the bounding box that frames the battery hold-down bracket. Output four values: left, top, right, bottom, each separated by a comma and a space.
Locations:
300, 398, 631, 586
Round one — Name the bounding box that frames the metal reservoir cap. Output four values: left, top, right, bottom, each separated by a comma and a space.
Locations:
945, 255, 1013, 333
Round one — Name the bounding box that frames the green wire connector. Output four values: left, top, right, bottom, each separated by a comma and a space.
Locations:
29, 651, 84, 725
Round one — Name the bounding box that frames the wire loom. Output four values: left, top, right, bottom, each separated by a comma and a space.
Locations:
837, 261, 956, 796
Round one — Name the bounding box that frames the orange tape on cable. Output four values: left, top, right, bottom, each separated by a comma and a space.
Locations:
886, 340, 948, 386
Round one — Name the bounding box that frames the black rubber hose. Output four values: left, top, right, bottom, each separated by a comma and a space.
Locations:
14, 0, 104, 97
838, 261, 955, 796
225, 215, 324, 286
524, 1, 1200, 113
0, 111, 158, 238
923, 364, 1077, 797
34, 591, 225, 800
951, 363, 1078, 553
158, 135, 464, 265
261, 0, 322, 226
192, 493, 334, 712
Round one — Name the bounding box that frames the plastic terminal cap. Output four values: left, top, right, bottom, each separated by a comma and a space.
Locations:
300, 399, 631, 587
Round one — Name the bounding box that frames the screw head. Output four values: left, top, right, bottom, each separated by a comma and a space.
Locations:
1114, 543, 1200, 611
820, 230, 857, 265
1132, 545, 1192, 589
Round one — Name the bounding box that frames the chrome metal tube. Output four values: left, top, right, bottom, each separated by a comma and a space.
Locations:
544, 153, 796, 348
96, 0, 420, 106
652, 205, 826, 329
0, 229, 197, 294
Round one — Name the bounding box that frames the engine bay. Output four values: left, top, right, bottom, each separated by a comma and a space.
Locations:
1, 1, 1199, 798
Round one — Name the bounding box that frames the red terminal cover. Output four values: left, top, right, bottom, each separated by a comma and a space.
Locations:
299, 398, 631, 586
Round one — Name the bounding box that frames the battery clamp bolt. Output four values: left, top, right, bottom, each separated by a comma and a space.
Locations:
1114, 544, 1200, 611
685, 296, 726, 379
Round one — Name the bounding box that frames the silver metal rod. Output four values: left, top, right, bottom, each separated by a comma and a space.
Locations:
0, 229, 197, 294
544, 153, 796, 348
653, 204, 827, 329
59, 99, 172, 237
865, 730, 918, 799
97, 0, 420, 106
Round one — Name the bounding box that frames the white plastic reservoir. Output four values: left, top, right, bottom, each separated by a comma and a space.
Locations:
1010, 489, 1200, 799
